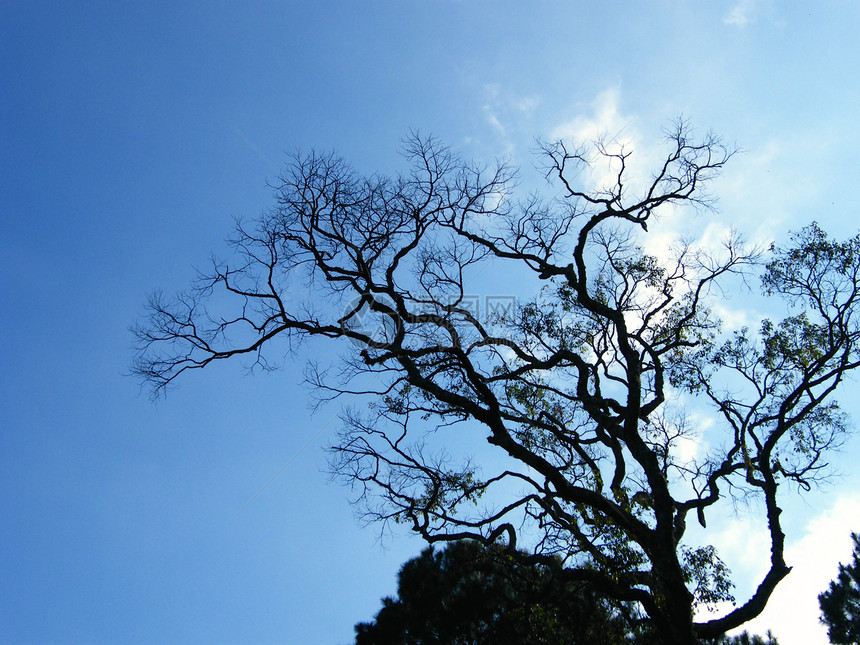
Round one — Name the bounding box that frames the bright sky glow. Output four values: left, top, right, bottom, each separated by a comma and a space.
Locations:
2, 2, 860, 643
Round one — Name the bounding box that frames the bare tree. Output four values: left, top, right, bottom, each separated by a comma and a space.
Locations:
133, 121, 860, 644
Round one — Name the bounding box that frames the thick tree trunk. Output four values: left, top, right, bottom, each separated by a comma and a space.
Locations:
651, 542, 700, 645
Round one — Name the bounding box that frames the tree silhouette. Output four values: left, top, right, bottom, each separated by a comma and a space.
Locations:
715, 632, 779, 645
819, 532, 860, 645
134, 122, 860, 644
355, 540, 779, 645
354, 540, 630, 645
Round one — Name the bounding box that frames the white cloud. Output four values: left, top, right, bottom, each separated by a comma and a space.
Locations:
484, 110, 507, 138
550, 87, 630, 143
479, 84, 539, 158
724, 0, 759, 27
712, 301, 760, 332
483, 82, 501, 100
678, 411, 712, 464
722, 492, 860, 644
710, 511, 772, 583
717, 140, 791, 238
548, 88, 653, 197
515, 96, 539, 115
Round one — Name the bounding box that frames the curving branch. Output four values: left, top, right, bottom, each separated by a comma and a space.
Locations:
133, 125, 860, 644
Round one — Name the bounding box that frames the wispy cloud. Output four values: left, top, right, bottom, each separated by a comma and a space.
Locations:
515, 96, 539, 115
479, 83, 540, 158
549, 87, 633, 147
484, 110, 507, 138
724, 0, 761, 27
548, 87, 647, 195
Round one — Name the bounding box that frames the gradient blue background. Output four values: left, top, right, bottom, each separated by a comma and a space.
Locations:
3, 2, 860, 643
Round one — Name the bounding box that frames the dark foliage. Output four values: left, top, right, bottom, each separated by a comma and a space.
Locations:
355, 540, 779, 645
354, 540, 630, 645
819, 532, 860, 644
709, 631, 779, 645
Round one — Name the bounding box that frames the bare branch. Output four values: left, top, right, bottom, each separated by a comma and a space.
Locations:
133, 124, 859, 645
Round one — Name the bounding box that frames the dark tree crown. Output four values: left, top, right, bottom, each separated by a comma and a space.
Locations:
819, 532, 860, 645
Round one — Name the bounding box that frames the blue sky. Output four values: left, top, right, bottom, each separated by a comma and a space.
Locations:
2, 2, 860, 643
